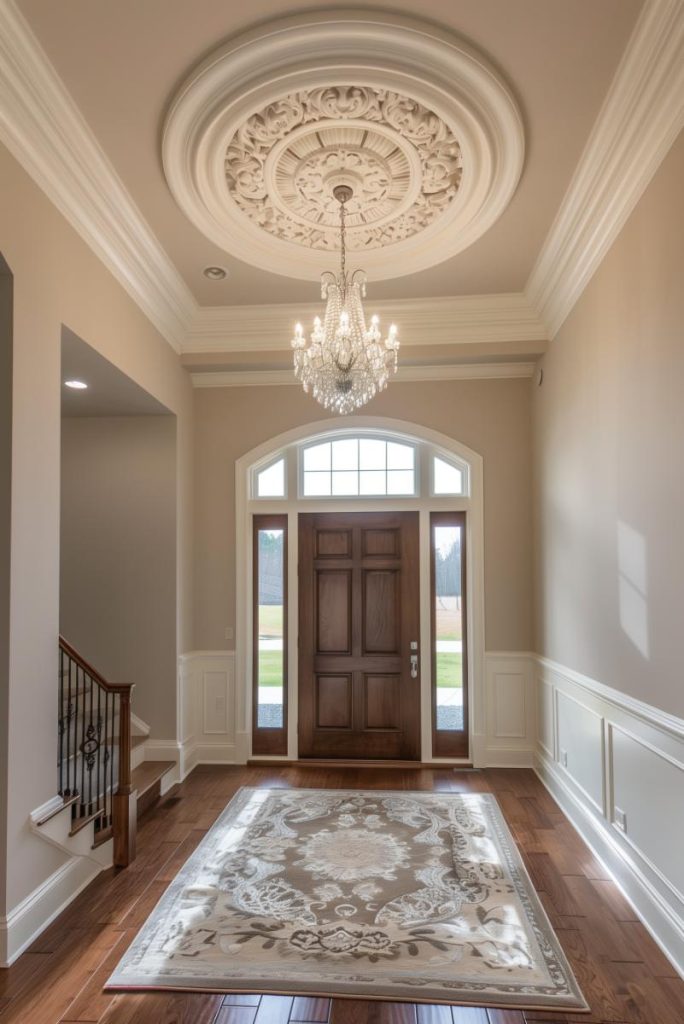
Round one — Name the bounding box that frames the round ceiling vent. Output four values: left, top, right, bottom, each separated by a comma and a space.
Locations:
163, 11, 524, 281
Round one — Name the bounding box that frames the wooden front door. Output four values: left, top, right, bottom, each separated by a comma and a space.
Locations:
298, 511, 421, 760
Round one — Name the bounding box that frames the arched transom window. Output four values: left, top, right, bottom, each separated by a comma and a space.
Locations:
251, 429, 469, 501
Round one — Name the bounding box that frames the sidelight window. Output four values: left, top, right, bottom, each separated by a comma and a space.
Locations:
252, 515, 288, 754
431, 511, 468, 757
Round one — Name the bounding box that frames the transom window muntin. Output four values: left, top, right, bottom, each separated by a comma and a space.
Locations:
251, 431, 468, 501
302, 436, 416, 497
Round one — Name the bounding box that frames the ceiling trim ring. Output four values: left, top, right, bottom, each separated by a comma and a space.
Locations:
162, 10, 525, 281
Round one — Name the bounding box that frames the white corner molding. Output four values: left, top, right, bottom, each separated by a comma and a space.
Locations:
192, 361, 536, 389
527, 0, 684, 338
534, 654, 684, 976
0, 0, 196, 353
186, 293, 547, 354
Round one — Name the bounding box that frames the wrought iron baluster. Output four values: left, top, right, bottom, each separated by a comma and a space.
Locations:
58, 648, 64, 795
72, 657, 78, 810
95, 683, 102, 834
80, 667, 86, 818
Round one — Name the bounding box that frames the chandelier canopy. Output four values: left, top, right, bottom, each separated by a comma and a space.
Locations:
291, 185, 399, 415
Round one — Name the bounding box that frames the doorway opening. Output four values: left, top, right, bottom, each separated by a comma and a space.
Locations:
237, 417, 484, 764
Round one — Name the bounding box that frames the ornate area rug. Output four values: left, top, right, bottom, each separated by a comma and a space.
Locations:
107, 788, 587, 1012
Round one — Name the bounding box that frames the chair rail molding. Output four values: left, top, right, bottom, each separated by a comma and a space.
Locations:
534, 653, 684, 977
526, 0, 684, 338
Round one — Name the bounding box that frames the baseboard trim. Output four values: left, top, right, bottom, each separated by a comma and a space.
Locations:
535, 747, 684, 978
0, 856, 100, 967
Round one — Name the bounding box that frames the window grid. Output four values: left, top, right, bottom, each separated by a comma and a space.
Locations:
301, 438, 417, 498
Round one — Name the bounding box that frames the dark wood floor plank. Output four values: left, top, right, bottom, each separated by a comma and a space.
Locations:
290, 998, 331, 1022
486, 1011, 525, 1024
0, 765, 680, 1024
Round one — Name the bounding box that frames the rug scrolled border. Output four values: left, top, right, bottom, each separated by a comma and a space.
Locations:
106, 787, 588, 1013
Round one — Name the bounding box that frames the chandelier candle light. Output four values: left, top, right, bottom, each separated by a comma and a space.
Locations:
292, 185, 399, 414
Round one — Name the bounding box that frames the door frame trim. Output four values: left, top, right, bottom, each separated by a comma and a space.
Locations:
236, 415, 485, 765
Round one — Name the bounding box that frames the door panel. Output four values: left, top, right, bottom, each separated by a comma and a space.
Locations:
299, 511, 420, 760
316, 675, 352, 729
316, 570, 352, 653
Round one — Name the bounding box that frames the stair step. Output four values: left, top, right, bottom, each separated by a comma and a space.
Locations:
69, 808, 105, 837
132, 734, 146, 748
132, 761, 174, 800
34, 793, 80, 827
92, 825, 113, 849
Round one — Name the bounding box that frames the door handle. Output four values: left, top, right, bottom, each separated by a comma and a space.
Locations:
410, 653, 419, 679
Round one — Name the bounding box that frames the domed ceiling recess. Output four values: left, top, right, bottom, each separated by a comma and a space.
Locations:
163, 11, 525, 282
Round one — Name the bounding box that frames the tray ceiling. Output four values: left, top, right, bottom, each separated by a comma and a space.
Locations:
17, 0, 642, 307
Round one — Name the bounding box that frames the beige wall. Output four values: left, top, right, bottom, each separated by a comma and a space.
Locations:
533, 129, 684, 718
0, 141, 193, 919
60, 416, 177, 738
0, 261, 12, 912
193, 378, 533, 652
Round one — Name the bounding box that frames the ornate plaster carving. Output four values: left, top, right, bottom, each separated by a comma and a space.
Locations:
225, 87, 463, 251
162, 10, 525, 280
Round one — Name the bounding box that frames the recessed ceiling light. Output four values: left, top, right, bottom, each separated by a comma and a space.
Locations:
203, 265, 228, 280
64, 379, 88, 390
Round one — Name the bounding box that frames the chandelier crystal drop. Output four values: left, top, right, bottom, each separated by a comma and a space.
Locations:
291, 184, 399, 415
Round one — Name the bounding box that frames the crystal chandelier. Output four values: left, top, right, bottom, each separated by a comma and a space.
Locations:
291, 185, 399, 415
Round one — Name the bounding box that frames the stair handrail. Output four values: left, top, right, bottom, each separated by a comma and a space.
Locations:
58, 635, 136, 866
58, 635, 134, 695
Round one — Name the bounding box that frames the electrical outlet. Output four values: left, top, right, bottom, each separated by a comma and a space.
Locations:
560, 748, 568, 767
614, 807, 627, 832
224, 626, 234, 641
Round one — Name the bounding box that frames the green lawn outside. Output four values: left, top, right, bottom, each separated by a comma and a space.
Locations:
258, 604, 283, 635
257, 649, 462, 687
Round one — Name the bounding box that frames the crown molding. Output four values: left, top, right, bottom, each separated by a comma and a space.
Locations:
526, 0, 684, 339
0, 0, 196, 353
191, 362, 536, 388
186, 294, 547, 353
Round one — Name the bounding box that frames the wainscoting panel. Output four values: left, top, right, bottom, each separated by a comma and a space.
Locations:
555, 689, 605, 813
482, 653, 536, 767
174, 651, 237, 777
535, 655, 684, 977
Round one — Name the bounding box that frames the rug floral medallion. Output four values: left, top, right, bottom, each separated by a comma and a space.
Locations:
107, 788, 587, 1011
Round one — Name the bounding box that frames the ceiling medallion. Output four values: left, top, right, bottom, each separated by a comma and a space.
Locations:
226, 88, 463, 252
292, 184, 399, 415
163, 10, 525, 281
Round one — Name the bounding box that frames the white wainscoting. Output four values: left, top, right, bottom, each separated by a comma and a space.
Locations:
480, 652, 536, 767
535, 655, 684, 976
169, 651, 239, 780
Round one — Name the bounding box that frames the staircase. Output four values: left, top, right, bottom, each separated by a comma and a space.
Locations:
34, 637, 174, 868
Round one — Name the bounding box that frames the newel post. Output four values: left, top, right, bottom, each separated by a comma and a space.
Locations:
113, 685, 136, 867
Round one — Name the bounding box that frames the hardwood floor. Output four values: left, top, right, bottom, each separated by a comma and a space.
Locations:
1, 765, 682, 1024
